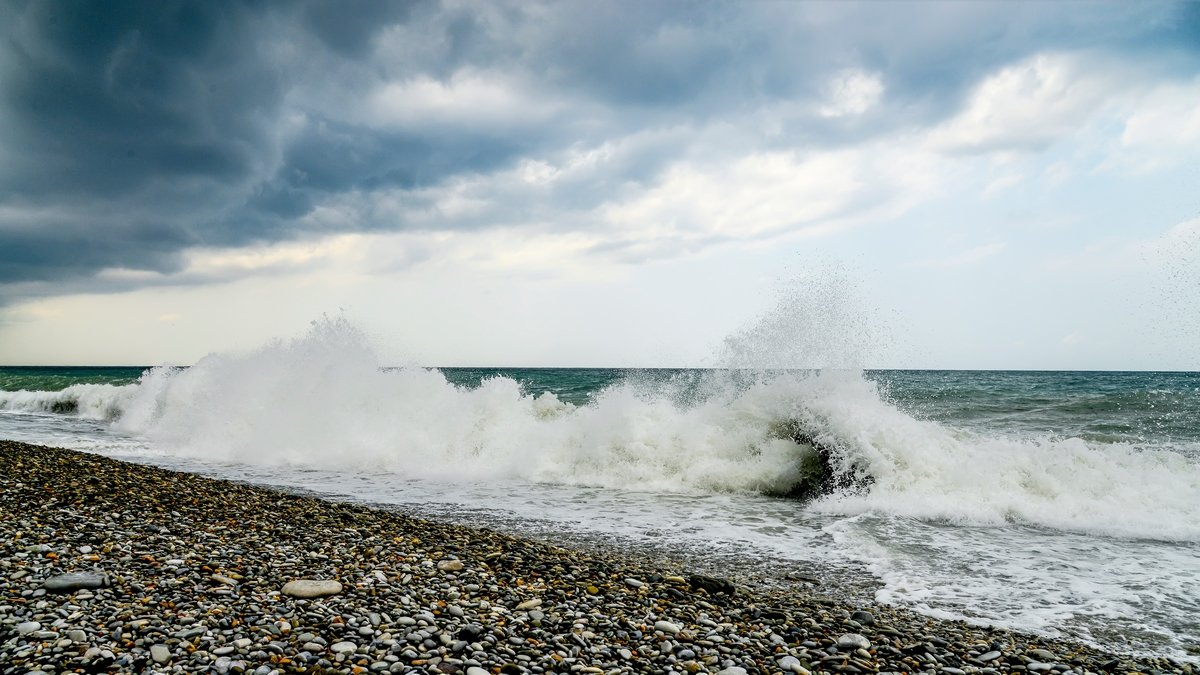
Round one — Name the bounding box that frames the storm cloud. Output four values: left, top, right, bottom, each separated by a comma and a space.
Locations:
1, 0, 1196, 302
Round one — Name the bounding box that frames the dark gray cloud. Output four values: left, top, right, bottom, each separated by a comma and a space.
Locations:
0, 0, 1196, 304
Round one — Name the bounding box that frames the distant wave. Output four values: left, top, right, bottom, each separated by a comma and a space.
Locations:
3, 318, 1198, 542
0, 382, 139, 419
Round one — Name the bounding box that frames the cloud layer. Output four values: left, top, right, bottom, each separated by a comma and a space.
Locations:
2, 0, 1196, 303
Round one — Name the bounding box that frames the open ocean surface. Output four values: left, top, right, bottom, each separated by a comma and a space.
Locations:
2, 325, 1198, 662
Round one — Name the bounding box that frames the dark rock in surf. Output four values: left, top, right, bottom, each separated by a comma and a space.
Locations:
773, 423, 874, 501
688, 574, 736, 595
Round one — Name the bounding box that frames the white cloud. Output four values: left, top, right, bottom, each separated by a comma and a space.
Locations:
1110, 79, 1200, 172
181, 235, 365, 277
602, 151, 863, 241
359, 69, 567, 132
819, 69, 885, 118
931, 53, 1112, 154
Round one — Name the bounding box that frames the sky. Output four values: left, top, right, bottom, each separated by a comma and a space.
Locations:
0, 0, 1198, 370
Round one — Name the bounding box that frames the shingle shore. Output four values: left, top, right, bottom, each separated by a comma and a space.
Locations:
0, 440, 1192, 675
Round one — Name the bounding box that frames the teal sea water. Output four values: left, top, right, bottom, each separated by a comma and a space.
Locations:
2, 347, 1198, 661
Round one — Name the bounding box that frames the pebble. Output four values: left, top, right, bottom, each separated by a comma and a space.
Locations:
438, 559, 464, 572
654, 620, 682, 635
838, 633, 871, 650
281, 579, 343, 598
979, 650, 1003, 662
515, 598, 542, 610
150, 644, 171, 664
331, 641, 358, 654
851, 610, 875, 625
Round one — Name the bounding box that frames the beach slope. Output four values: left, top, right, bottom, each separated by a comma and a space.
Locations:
0, 441, 1190, 675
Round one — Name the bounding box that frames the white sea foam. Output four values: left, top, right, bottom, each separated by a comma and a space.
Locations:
0, 382, 139, 419
6, 317, 1200, 543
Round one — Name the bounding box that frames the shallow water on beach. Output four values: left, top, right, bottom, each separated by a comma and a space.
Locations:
2, 354, 1199, 662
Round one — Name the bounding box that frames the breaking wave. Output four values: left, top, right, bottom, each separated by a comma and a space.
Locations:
2, 318, 1198, 542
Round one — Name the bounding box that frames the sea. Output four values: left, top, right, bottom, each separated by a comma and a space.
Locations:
1, 321, 1198, 662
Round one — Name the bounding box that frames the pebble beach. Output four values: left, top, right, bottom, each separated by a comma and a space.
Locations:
1, 440, 1193, 675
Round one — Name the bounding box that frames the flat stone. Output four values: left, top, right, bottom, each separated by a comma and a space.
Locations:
624, 578, 644, 588
654, 620, 682, 635
281, 579, 343, 598
331, 641, 358, 654
1029, 649, 1057, 661
44, 572, 109, 593
778, 655, 803, 671
150, 644, 171, 664
837, 633, 871, 651
717, 668, 748, 675
1028, 662, 1055, 672
979, 651, 1002, 662
437, 560, 464, 572
68, 630, 87, 642
466, 668, 489, 675
515, 598, 542, 611
16, 621, 41, 635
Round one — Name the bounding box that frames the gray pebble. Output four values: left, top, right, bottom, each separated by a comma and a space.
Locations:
150, 644, 171, 664
838, 633, 871, 651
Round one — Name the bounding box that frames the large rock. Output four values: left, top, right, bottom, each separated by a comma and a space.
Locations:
689, 574, 736, 595
281, 579, 343, 598
44, 572, 109, 593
